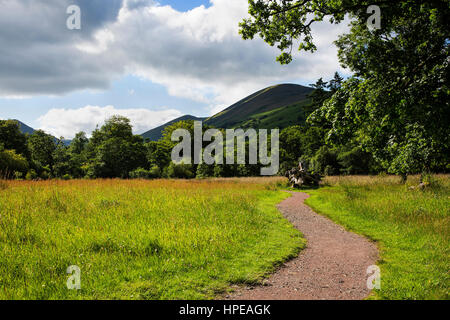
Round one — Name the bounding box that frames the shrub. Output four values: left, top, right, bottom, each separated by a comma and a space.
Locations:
149, 165, 162, 179
167, 163, 194, 179
129, 166, 162, 179
310, 146, 340, 175
129, 168, 151, 179
62, 174, 72, 181
213, 164, 225, 177
0, 148, 29, 178
25, 169, 38, 181
40, 170, 50, 180
196, 163, 213, 178
13, 171, 24, 180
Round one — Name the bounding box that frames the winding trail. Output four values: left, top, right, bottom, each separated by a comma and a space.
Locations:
227, 192, 379, 300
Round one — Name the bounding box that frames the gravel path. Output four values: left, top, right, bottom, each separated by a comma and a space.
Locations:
227, 192, 379, 300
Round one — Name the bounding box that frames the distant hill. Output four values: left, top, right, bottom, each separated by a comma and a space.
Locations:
141, 115, 207, 141
8, 119, 71, 145
8, 84, 314, 143
14, 120, 35, 135
140, 84, 314, 141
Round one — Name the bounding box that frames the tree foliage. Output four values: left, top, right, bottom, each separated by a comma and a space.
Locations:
85, 116, 147, 178
241, 0, 449, 175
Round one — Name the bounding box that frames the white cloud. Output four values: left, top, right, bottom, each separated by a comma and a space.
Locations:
100, 0, 350, 113
0, 0, 125, 96
1, 0, 351, 117
37, 105, 182, 139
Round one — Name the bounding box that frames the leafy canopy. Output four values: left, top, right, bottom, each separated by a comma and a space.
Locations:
241, 0, 449, 175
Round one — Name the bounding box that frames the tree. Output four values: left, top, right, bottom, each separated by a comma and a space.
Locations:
327, 72, 344, 93
167, 162, 195, 179
28, 130, 57, 175
68, 132, 89, 178
146, 140, 173, 171
70, 131, 89, 155
280, 125, 304, 170
86, 116, 147, 178
240, 0, 446, 63
337, 141, 377, 175
0, 120, 29, 158
53, 139, 71, 178
241, 0, 449, 175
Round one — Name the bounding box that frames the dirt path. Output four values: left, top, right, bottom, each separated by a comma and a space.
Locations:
227, 192, 379, 300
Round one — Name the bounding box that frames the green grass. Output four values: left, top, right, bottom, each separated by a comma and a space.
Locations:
238, 99, 311, 130
304, 175, 449, 300
0, 178, 304, 300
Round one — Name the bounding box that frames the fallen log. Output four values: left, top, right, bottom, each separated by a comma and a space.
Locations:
285, 162, 321, 188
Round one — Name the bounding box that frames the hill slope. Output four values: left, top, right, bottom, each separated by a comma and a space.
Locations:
14, 120, 35, 135
205, 84, 313, 128
141, 84, 314, 141
141, 115, 207, 141
9, 119, 71, 145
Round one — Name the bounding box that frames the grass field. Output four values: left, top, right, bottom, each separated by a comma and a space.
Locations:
0, 177, 304, 300
305, 175, 449, 300
1, 175, 448, 300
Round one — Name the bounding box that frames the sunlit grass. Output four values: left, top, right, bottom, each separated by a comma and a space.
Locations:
305, 175, 449, 300
0, 178, 304, 300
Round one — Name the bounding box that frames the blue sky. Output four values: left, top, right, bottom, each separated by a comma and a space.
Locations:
158, 0, 211, 11
0, 0, 348, 138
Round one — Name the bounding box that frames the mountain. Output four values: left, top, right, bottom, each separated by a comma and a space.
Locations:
14, 120, 35, 135
141, 115, 207, 141
205, 84, 313, 129
141, 84, 314, 141
9, 119, 72, 145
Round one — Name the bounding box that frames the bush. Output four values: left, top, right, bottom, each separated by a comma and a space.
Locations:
13, 171, 23, 180
310, 146, 340, 175
25, 169, 38, 181
196, 163, 213, 178
213, 165, 225, 178
337, 145, 375, 175
62, 174, 72, 180
0, 148, 29, 178
129, 166, 162, 179
40, 170, 50, 180
129, 168, 151, 179
149, 165, 162, 179
167, 163, 194, 179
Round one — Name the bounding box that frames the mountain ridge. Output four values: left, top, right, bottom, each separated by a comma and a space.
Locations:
141, 115, 207, 141
205, 83, 313, 128
141, 83, 314, 141
10, 83, 314, 143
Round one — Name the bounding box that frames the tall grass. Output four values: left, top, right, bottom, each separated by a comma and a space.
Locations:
0, 178, 304, 300
306, 175, 449, 300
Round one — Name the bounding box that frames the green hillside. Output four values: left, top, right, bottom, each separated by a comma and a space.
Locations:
204, 84, 313, 128
141, 115, 206, 141
234, 98, 312, 130
141, 84, 314, 141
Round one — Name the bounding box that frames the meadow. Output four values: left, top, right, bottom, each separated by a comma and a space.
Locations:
0, 177, 304, 300
306, 175, 449, 300
1, 175, 448, 300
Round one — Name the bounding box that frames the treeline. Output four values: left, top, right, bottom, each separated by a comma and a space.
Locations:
1, 72, 448, 180
238, 0, 450, 181
0, 116, 270, 180
0, 116, 276, 180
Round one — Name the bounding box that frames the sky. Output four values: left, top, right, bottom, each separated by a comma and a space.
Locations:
0, 0, 350, 138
